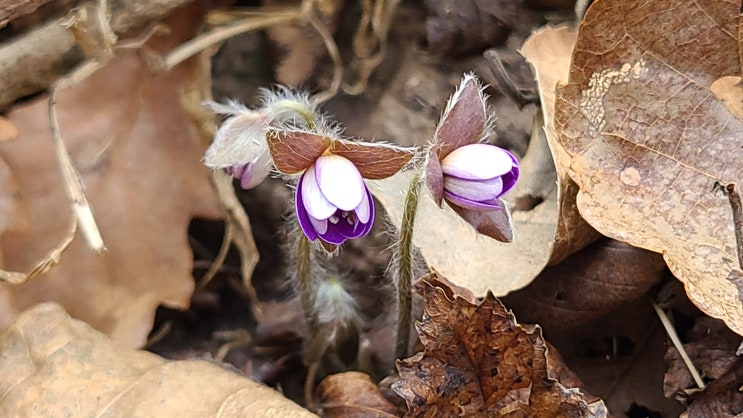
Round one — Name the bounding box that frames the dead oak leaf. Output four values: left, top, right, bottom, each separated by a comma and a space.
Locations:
393, 273, 607, 417
553, 0, 743, 335
0, 7, 221, 347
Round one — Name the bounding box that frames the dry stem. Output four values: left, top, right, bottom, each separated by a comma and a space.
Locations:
651, 299, 705, 389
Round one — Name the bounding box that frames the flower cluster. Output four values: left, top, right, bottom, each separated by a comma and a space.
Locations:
425, 74, 519, 242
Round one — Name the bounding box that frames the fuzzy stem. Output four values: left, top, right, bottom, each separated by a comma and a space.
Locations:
272, 100, 318, 130
296, 233, 318, 331
394, 171, 424, 360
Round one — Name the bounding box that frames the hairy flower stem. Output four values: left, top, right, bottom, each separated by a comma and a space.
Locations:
296, 233, 318, 332
394, 171, 423, 360
275, 100, 317, 130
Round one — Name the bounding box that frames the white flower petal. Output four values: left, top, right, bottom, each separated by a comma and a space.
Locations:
240, 151, 272, 189
441, 143, 514, 180
316, 155, 364, 211
354, 187, 372, 224
302, 165, 338, 220
444, 175, 503, 202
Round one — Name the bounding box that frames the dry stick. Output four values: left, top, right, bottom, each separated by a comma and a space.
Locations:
343, 0, 400, 95
209, 171, 261, 318
393, 171, 423, 360
160, 10, 299, 72
158, 6, 343, 105
0, 0, 193, 109
725, 183, 743, 269
196, 222, 234, 292
651, 300, 705, 389
49, 63, 107, 253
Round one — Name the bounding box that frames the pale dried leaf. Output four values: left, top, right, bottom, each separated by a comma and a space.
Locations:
0, 117, 17, 142
553, 0, 743, 335
520, 25, 600, 264
0, 8, 221, 347
0, 302, 317, 417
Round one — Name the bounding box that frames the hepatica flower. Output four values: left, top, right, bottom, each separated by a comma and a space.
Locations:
203, 89, 316, 189
267, 128, 414, 248
426, 74, 520, 242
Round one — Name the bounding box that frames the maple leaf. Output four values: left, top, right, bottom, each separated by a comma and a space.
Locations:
393, 272, 607, 417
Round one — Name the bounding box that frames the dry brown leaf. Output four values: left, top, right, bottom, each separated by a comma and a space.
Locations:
0, 8, 221, 347
393, 272, 607, 417
423, 0, 521, 56
520, 24, 600, 265
684, 357, 743, 417
505, 239, 667, 330
553, 0, 743, 335
664, 317, 741, 398
318, 371, 400, 417
0, 302, 317, 417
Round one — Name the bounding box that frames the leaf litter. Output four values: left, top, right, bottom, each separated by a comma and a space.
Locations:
0, 0, 742, 416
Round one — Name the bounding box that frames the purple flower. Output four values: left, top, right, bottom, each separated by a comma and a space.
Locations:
440, 143, 519, 211
295, 154, 374, 245
425, 74, 520, 242
266, 128, 414, 248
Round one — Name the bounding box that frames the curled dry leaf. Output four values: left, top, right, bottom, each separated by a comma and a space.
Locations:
0, 303, 317, 417
505, 239, 667, 331
519, 25, 600, 265
552, 0, 743, 335
393, 272, 607, 417
317, 371, 400, 418
0, 7, 221, 347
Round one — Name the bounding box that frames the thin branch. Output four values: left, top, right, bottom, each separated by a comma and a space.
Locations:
196, 222, 234, 292
725, 183, 743, 269
651, 299, 705, 389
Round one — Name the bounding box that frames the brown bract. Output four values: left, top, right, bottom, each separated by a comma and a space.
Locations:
553, 0, 743, 335
393, 272, 607, 417
0, 7, 221, 347
426, 75, 487, 205
267, 129, 331, 174
330, 140, 414, 180
267, 128, 414, 179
